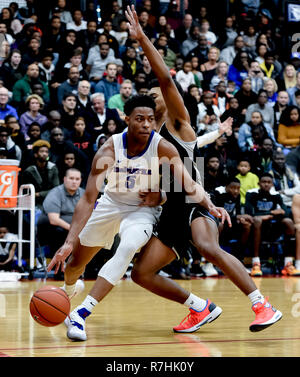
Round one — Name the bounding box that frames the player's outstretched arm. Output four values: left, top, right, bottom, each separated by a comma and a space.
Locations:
47, 139, 115, 273
125, 5, 195, 141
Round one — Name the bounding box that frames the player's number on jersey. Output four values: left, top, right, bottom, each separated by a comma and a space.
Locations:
126, 175, 136, 189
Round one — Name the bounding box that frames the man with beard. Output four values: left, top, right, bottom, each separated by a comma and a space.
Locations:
12, 63, 49, 112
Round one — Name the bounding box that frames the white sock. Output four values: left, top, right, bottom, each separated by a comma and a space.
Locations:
295, 260, 300, 270
184, 293, 207, 311
248, 289, 264, 306
62, 282, 76, 297
284, 257, 293, 266
77, 295, 98, 314
252, 257, 260, 265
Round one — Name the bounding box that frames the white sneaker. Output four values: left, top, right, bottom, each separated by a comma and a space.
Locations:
202, 263, 219, 277
65, 308, 90, 341
62, 279, 85, 299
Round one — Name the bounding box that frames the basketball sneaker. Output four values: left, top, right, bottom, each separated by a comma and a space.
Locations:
65, 307, 90, 341
250, 263, 263, 277
62, 279, 85, 299
249, 297, 282, 332
281, 262, 300, 276
173, 300, 222, 333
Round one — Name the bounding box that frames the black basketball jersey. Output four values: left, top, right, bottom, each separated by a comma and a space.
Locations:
158, 123, 203, 208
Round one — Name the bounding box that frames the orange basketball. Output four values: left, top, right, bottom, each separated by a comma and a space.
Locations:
29, 285, 70, 327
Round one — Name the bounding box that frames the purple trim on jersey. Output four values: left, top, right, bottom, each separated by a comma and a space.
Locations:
122, 130, 155, 159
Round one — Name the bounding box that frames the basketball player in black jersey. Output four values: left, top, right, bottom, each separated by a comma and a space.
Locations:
126, 5, 282, 333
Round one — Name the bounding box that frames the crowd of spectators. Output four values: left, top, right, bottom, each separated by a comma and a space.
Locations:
0, 0, 299, 278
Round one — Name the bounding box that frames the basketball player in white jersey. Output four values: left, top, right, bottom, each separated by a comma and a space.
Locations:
47, 94, 219, 340
124, 5, 282, 334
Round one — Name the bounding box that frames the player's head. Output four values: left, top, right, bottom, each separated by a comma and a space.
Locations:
124, 95, 157, 141
148, 79, 165, 115
225, 177, 241, 199
259, 172, 273, 192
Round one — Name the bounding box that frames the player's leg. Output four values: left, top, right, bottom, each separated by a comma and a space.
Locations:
251, 216, 263, 275
66, 220, 154, 341
83, 221, 154, 303
63, 236, 102, 297
131, 236, 222, 333
281, 217, 300, 275
292, 195, 300, 270
191, 216, 282, 332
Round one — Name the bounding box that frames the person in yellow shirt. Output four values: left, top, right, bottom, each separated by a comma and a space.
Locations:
236, 158, 259, 205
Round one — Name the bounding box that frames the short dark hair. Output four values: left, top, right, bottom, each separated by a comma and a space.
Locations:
259, 172, 273, 180
124, 95, 156, 116
226, 176, 241, 186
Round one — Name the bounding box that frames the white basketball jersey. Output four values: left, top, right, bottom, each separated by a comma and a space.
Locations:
104, 130, 162, 205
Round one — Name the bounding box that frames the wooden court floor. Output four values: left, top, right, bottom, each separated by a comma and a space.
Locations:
0, 276, 300, 358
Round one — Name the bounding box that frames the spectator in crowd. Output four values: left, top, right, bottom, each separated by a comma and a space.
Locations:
263, 78, 278, 107
174, 13, 193, 44
234, 77, 257, 114
219, 35, 245, 66
199, 19, 217, 47
70, 116, 94, 163
66, 9, 87, 32
0, 49, 25, 91
94, 62, 120, 105
37, 168, 84, 256
228, 51, 251, 90
19, 94, 47, 138
287, 71, 300, 106
245, 173, 299, 276
245, 89, 275, 129
77, 19, 100, 57
57, 65, 80, 105
273, 90, 289, 138
175, 60, 195, 92
239, 110, 277, 153
236, 157, 259, 206
215, 176, 253, 262
0, 125, 21, 160
76, 79, 92, 117
108, 79, 133, 114
210, 61, 229, 92
0, 86, 18, 120
200, 46, 220, 91
277, 105, 300, 153
24, 121, 42, 150
181, 24, 200, 57
247, 60, 265, 94
4, 114, 26, 152
12, 63, 49, 111
186, 35, 209, 65
277, 64, 297, 92
86, 42, 116, 86
269, 150, 300, 213
86, 92, 123, 139
0, 223, 18, 272
21, 139, 60, 209
204, 154, 227, 195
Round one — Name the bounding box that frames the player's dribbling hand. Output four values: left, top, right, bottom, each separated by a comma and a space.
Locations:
47, 243, 73, 274
139, 189, 162, 207
209, 205, 232, 227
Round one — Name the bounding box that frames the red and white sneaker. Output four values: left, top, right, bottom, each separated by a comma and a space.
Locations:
249, 297, 282, 332
173, 300, 222, 333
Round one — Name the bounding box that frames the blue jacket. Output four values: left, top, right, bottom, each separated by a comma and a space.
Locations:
94, 78, 120, 106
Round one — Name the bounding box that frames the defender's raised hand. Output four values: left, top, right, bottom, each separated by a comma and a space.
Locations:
125, 4, 144, 40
